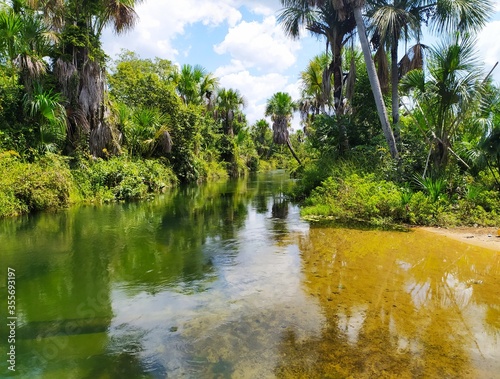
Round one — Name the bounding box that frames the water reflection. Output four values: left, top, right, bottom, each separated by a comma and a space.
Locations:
275, 226, 500, 378
0, 171, 309, 378
0, 171, 498, 378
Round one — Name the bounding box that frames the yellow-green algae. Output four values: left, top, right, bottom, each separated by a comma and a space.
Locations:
275, 227, 500, 379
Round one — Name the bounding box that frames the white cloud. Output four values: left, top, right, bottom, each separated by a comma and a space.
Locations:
216, 69, 291, 124
101, 0, 311, 130
214, 59, 247, 76
477, 20, 500, 85
494, 0, 500, 12
102, 0, 242, 60
237, 0, 281, 16
213, 15, 301, 73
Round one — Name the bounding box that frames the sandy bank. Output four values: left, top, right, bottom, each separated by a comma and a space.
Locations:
419, 226, 500, 251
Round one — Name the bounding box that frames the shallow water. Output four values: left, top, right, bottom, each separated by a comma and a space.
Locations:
0, 171, 498, 378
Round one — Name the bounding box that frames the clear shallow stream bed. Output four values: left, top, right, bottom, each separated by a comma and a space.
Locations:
0, 171, 498, 378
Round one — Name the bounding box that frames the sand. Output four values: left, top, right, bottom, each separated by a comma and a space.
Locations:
419, 226, 500, 251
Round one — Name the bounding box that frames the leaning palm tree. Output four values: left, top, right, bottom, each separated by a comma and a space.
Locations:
341, 0, 400, 159
367, 0, 423, 141
367, 0, 494, 146
265, 92, 302, 165
280, 0, 398, 159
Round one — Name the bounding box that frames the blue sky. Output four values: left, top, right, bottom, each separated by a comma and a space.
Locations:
102, 0, 500, 129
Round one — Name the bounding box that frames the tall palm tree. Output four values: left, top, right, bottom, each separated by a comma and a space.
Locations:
367, 0, 423, 142
279, 0, 356, 114
265, 92, 302, 165
340, 0, 400, 159
367, 0, 494, 146
29, 0, 143, 156
213, 88, 245, 137
400, 34, 485, 175
280, 0, 399, 159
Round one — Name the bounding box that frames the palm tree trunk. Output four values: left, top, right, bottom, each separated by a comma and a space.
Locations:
391, 39, 401, 147
286, 138, 302, 165
353, 6, 399, 159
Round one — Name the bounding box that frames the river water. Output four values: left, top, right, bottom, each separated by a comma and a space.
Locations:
0, 170, 499, 378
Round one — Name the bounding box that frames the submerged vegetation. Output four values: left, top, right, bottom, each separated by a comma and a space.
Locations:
0, 0, 499, 226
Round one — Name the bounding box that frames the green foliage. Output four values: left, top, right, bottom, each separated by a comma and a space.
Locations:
415, 176, 447, 202
73, 156, 177, 202
0, 153, 73, 217
23, 84, 67, 153
0, 152, 180, 217
250, 119, 273, 158
299, 163, 500, 227
109, 52, 256, 182
400, 34, 486, 175
109, 50, 178, 108
302, 173, 403, 223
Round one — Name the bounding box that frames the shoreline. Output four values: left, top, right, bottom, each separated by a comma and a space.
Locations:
419, 226, 500, 251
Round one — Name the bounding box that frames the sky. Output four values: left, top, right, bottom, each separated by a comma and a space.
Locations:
102, 0, 500, 129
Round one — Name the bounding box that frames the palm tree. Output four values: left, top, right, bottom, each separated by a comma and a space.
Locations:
367, 0, 423, 144
123, 106, 172, 158
400, 34, 485, 175
213, 88, 245, 137
367, 0, 494, 147
29, 0, 143, 157
265, 92, 302, 165
340, 0, 400, 159
24, 83, 67, 152
170, 64, 219, 107
299, 52, 333, 117
280, 0, 399, 159
0, 3, 55, 92
278, 0, 356, 114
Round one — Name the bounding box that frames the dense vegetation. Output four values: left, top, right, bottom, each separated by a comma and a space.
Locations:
0, 0, 292, 217
283, 0, 500, 227
1, 0, 499, 227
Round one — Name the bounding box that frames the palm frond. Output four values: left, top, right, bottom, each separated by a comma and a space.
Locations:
105, 0, 143, 34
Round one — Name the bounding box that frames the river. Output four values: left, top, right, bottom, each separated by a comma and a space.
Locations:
0, 170, 499, 378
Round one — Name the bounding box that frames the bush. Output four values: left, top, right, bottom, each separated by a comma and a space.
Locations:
302, 173, 403, 223
0, 153, 73, 217
405, 191, 437, 225
73, 156, 178, 202
299, 166, 500, 227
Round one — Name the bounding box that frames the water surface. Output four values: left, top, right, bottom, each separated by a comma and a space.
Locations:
0, 171, 498, 378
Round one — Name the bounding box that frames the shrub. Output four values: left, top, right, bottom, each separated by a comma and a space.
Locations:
404, 191, 437, 225
0, 153, 73, 217
73, 156, 178, 202
302, 173, 403, 223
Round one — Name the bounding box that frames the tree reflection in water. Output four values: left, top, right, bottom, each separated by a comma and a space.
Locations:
275, 226, 500, 378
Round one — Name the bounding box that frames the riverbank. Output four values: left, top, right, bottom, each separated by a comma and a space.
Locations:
420, 226, 500, 251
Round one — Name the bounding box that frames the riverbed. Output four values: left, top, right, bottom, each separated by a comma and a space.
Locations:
0, 171, 498, 378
